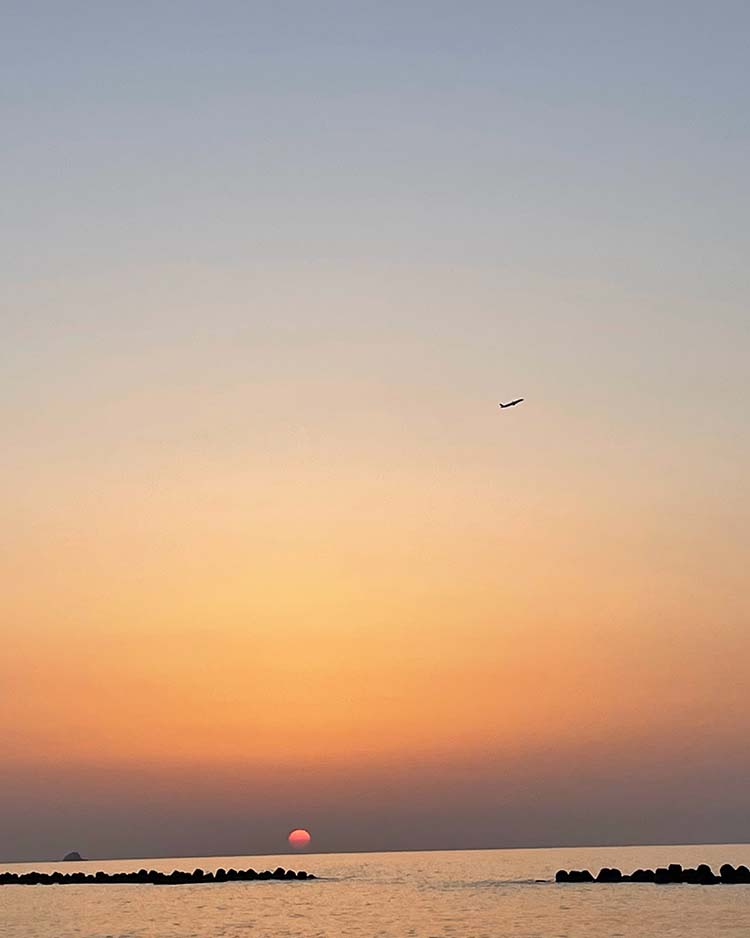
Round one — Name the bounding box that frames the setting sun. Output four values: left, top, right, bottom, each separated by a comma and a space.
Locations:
288, 829, 312, 850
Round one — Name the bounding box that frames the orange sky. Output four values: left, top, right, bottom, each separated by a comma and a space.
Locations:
4, 407, 747, 775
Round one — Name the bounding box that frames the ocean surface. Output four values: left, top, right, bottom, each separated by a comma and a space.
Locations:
4, 843, 750, 937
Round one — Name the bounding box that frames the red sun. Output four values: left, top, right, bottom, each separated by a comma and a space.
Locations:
287, 828, 311, 850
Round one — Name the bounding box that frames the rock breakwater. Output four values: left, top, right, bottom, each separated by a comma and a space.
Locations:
0, 866, 314, 886
556, 863, 750, 885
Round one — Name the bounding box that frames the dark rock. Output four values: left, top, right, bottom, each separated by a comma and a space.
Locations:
62, 851, 84, 862
736, 865, 750, 883
555, 869, 569, 882
654, 867, 670, 884
272, 867, 286, 880
668, 863, 683, 883
297, 870, 308, 879
720, 863, 737, 884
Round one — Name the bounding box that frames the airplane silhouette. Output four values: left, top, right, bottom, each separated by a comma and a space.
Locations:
499, 398, 524, 408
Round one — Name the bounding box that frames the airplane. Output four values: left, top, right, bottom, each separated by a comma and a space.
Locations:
499, 398, 524, 409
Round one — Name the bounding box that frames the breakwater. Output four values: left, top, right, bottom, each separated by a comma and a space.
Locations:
556, 862, 750, 885
0, 866, 314, 886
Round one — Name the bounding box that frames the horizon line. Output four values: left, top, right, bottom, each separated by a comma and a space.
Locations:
4, 839, 750, 867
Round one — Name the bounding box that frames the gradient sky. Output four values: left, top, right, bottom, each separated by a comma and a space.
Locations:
2, 2, 749, 862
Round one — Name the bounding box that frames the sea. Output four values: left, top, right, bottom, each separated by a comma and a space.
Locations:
4, 843, 750, 937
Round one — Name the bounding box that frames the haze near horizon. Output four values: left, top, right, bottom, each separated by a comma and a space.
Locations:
2, 2, 748, 862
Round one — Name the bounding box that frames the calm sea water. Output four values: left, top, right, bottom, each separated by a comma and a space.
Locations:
4, 844, 750, 937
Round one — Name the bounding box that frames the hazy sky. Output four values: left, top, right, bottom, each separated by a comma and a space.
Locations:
2, 2, 749, 861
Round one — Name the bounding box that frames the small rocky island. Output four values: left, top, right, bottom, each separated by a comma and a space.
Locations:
557, 862, 750, 885
0, 866, 314, 886
62, 852, 84, 862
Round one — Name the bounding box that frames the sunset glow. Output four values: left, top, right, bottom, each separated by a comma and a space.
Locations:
2, 2, 749, 867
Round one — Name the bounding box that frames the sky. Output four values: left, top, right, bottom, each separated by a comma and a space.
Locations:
1, 2, 749, 861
